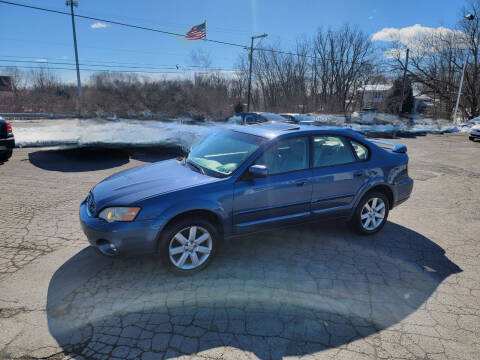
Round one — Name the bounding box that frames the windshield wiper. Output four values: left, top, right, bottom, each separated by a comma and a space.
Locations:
186, 159, 205, 175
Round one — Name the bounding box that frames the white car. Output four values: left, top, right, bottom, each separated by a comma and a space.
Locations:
469, 123, 480, 141
460, 118, 480, 130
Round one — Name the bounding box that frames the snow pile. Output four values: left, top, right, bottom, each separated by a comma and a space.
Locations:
13, 119, 218, 150
11, 115, 462, 150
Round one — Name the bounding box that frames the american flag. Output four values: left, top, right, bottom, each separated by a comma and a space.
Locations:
186, 22, 206, 40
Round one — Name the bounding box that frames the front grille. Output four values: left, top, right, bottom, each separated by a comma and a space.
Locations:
87, 193, 96, 216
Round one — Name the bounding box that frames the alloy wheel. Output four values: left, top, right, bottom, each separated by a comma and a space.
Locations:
168, 226, 212, 270
360, 197, 386, 231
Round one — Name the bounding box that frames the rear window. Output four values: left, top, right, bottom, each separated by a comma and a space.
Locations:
351, 140, 369, 160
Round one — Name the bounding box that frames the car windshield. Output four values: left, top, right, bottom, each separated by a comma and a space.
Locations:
187, 130, 265, 177
259, 113, 288, 122
227, 115, 243, 125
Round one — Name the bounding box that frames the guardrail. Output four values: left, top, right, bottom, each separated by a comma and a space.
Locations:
0, 113, 76, 120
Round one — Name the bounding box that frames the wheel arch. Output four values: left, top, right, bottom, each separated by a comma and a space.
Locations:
158, 209, 225, 247
365, 184, 394, 209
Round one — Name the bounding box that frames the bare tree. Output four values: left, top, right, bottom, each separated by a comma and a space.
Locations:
189, 48, 213, 70
386, 0, 480, 119
313, 24, 377, 114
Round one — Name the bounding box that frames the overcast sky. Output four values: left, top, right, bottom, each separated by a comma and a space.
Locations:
0, 0, 466, 82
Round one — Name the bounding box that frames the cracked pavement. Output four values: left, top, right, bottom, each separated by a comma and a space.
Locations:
0, 135, 479, 359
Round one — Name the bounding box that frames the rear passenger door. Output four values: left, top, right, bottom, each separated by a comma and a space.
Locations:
311, 135, 369, 217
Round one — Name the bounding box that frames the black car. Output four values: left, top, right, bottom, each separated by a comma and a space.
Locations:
0, 117, 15, 162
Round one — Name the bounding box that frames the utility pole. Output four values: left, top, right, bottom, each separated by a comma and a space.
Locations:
398, 48, 409, 114
453, 58, 468, 124
313, 51, 317, 112
453, 13, 475, 124
66, 0, 82, 116
247, 33, 267, 112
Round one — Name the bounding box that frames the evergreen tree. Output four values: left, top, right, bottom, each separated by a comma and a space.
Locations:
383, 78, 414, 115
234, 102, 244, 114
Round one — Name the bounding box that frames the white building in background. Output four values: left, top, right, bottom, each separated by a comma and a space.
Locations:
358, 84, 392, 109
358, 83, 434, 112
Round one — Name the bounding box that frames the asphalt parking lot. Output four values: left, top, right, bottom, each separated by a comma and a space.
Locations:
0, 134, 479, 360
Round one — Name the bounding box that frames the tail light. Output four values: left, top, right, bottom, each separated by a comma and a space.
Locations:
6, 121, 12, 133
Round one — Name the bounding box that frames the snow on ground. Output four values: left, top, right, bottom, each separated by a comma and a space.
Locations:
11, 116, 460, 150
12, 118, 219, 150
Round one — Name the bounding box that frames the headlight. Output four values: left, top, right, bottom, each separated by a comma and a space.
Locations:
98, 207, 141, 223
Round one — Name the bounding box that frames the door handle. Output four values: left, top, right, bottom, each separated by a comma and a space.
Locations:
296, 180, 308, 186
354, 171, 363, 177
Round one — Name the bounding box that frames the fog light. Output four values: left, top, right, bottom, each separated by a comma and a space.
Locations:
96, 239, 118, 256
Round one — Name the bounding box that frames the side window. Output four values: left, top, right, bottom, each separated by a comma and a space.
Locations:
244, 115, 256, 124
313, 136, 356, 167
255, 137, 309, 175
256, 115, 269, 123
351, 140, 369, 160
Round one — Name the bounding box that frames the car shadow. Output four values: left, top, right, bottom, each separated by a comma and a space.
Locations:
129, 147, 184, 163
29, 148, 130, 172
46, 221, 461, 359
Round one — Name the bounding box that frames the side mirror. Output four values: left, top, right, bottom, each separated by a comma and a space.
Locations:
249, 164, 268, 178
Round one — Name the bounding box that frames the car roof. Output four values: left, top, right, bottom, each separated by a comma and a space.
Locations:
231, 122, 363, 140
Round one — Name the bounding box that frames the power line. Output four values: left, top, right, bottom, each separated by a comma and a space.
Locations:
0, 0, 247, 49
0, 0, 352, 62
0, 56, 214, 69
0, 59, 236, 72
0, 65, 182, 74
0, 55, 172, 67
0, 58, 177, 70
0, 64, 237, 74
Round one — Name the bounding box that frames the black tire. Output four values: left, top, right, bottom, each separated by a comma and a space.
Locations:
349, 191, 389, 235
0, 149, 12, 162
158, 216, 218, 275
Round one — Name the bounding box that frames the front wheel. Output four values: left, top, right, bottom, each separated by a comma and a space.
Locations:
349, 191, 389, 235
159, 217, 218, 274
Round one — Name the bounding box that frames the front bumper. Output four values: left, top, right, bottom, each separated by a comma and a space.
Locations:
0, 136, 15, 151
469, 130, 480, 139
79, 201, 161, 256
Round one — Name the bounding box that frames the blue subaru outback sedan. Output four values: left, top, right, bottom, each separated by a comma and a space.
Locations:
80, 123, 413, 274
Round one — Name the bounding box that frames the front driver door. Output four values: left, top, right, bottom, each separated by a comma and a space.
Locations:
233, 136, 313, 233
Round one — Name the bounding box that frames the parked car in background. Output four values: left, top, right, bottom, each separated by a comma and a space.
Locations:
177, 115, 208, 125
226, 112, 287, 125
80, 122, 413, 274
280, 113, 317, 125
460, 117, 480, 131
469, 123, 480, 141
0, 116, 15, 162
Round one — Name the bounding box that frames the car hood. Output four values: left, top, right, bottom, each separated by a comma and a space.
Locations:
91, 159, 221, 210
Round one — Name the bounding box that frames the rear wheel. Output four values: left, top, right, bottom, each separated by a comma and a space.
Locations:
159, 216, 218, 274
349, 191, 389, 235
